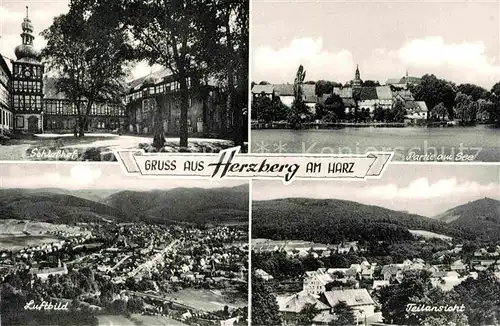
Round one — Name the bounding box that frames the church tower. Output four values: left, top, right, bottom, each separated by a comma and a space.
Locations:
11, 6, 44, 133
352, 64, 362, 87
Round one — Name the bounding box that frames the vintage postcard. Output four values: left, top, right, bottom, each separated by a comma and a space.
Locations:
251, 164, 500, 326
250, 0, 500, 162
0, 163, 249, 325
0, 0, 248, 161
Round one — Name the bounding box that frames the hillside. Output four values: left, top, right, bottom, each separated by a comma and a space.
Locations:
435, 197, 500, 240
252, 197, 474, 243
3, 188, 119, 202
0, 189, 135, 224
103, 185, 249, 224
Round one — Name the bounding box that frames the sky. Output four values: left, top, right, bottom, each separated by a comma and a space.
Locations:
0, 0, 161, 81
0, 163, 248, 191
251, 0, 500, 89
253, 164, 500, 217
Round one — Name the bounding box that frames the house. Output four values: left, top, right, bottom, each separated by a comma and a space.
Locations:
404, 101, 428, 123
273, 83, 317, 112
450, 260, 467, 272
323, 288, 376, 320
251, 84, 274, 99
312, 310, 336, 325
220, 317, 241, 326
381, 265, 404, 282
255, 269, 274, 281
303, 270, 334, 295
276, 291, 330, 320
372, 280, 390, 291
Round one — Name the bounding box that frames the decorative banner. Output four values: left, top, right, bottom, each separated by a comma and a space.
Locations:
115, 147, 393, 184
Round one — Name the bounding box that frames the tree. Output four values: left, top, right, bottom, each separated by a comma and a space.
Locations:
363, 80, 380, 87
411, 74, 456, 118
432, 103, 448, 121
316, 94, 344, 121
123, 0, 234, 150
457, 83, 489, 101
373, 105, 385, 122
202, 0, 248, 148
454, 92, 478, 124
41, 0, 131, 137
296, 303, 318, 325
331, 301, 355, 325
453, 272, 500, 326
289, 65, 311, 127
377, 270, 434, 325
390, 99, 407, 122
491, 82, 500, 98
316, 80, 342, 97
252, 274, 281, 325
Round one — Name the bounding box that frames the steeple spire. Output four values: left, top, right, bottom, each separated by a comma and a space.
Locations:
352, 64, 361, 87
14, 5, 40, 61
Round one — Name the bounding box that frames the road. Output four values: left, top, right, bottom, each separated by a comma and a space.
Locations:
129, 239, 180, 277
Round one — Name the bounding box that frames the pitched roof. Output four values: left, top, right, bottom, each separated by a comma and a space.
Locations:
252, 84, 274, 94
128, 68, 173, 89
393, 89, 414, 101
333, 87, 353, 98
43, 77, 66, 99
358, 87, 378, 101
273, 84, 294, 96
416, 101, 428, 112
277, 292, 330, 313
386, 78, 403, 85
375, 86, 392, 100
302, 84, 316, 97
0, 55, 11, 78
324, 289, 374, 308
305, 270, 334, 285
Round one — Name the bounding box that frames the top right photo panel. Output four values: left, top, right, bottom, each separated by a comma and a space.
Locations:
250, 0, 500, 162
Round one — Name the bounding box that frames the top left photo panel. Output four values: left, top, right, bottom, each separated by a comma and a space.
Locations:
0, 0, 249, 161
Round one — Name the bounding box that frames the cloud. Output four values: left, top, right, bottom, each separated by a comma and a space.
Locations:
254, 36, 500, 88
252, 177, 499, 217
364, 177, 498, 200
253, 37, 355, 83
0, 163, 248, 191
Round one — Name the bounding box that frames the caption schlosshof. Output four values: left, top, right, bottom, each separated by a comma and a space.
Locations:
115, 147, 393, 184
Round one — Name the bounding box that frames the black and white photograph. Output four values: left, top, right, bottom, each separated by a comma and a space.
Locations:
0, 163, 249, 326
250, 0, 500, 162
251, 164, 500, 326
0, 0, 248, 161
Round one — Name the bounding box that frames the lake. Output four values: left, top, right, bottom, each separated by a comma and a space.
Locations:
251, 125, 500, 161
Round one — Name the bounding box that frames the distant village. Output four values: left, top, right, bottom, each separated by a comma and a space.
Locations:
252, 238, 500, 325
0, 222, 248, 326
251, 65, 495, 127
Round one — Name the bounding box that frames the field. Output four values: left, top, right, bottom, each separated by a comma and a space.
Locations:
0, 235, 60, 251
168, 288, 247, 312
97, 314, 189, 326
0, 219, 83, 235
0, 220, 83, 251
409, 229, 453, 240
97, 315, 137, 326
130, 314, 189, 326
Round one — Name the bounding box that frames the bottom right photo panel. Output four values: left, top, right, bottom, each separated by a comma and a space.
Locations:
251, 164, 500, 326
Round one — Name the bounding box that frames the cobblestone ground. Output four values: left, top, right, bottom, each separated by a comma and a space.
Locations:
0, 134, 244, 161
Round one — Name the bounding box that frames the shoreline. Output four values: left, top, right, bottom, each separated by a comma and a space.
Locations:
251, 122, 497, 130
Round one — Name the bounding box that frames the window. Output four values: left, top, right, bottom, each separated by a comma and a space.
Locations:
16, 116, 24, 128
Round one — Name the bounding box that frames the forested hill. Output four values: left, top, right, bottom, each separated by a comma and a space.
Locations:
252, 198, 475, 243
103, 185, 249, 224
435, 197, 500, 241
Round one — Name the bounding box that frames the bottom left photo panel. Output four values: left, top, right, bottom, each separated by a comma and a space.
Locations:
0, 163, 249, 326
